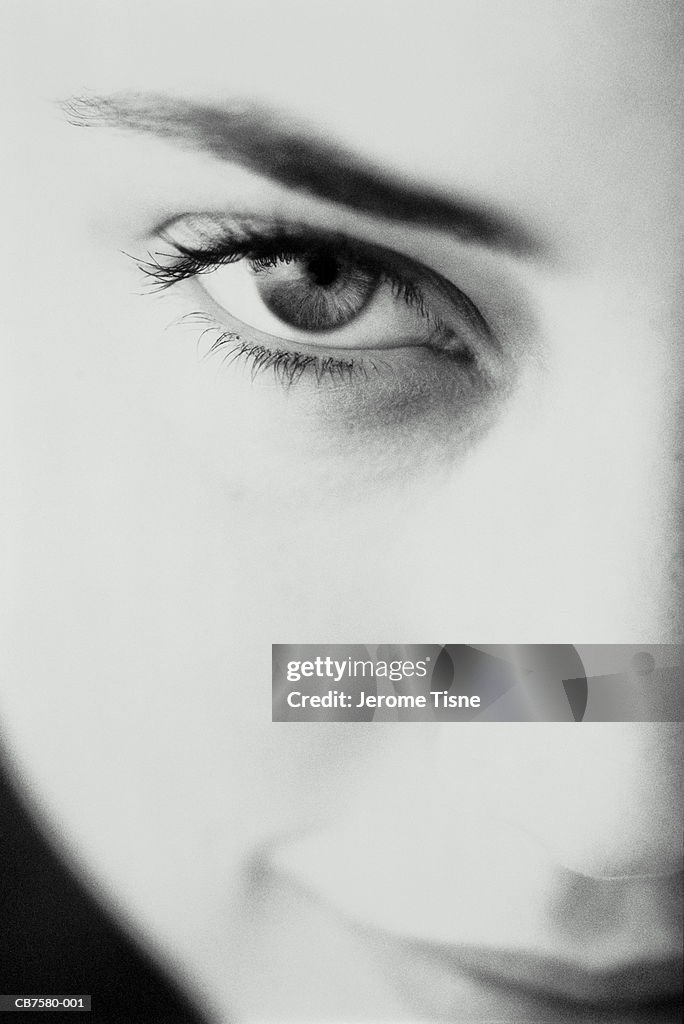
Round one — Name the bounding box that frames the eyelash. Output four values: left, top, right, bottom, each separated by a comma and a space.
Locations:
209, 335, 371, 386
132, 223, 480, 385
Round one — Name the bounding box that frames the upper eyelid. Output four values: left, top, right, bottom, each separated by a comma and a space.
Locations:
157, 213, 415, 264
158, 220, 427, 281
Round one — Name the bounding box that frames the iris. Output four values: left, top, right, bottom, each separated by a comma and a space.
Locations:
250, 248, 378, 331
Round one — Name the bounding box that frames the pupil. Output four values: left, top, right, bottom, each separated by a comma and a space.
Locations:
306, 252, 340, 288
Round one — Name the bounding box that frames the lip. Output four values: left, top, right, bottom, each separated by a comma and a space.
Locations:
255, 864, 683, 1023
269, 817, 683, 1018
242, 845, 683, 1023
378, 935, 684, 1010
364, 939, 684, 1024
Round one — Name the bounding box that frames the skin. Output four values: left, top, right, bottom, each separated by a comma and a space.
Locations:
0, 1, 682, 1020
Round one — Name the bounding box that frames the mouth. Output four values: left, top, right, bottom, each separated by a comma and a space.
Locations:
249, 859, 683, 1023
268, 819, 683, 1020
372, 934, 684, 1014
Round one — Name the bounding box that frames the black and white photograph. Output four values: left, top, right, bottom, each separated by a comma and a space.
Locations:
0, 1, 682, 1021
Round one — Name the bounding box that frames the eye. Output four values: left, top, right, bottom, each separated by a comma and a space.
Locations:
196, 241, 458, 351
140, 211, 491, 339
134, 213, 496, 388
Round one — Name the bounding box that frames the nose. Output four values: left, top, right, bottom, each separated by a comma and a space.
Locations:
439, 723, 683, 879
273, 724, 682, 958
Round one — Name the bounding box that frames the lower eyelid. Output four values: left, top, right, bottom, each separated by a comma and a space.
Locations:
192, 312, 486, 388
184, 314, 375, 384
224, 339, 369, 387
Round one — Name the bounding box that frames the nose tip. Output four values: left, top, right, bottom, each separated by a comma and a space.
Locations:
558, 724, 682, 880
438, 723, 683, 880
545, 798, 683, 881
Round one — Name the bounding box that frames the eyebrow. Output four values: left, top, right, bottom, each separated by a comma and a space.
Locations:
63, 93, 545, 258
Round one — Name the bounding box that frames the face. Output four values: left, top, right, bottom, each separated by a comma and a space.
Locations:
0, 1, 682, 1020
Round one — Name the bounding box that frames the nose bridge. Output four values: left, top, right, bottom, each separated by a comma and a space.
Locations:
655, 440, 683, 642
633, 357, 684, 642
